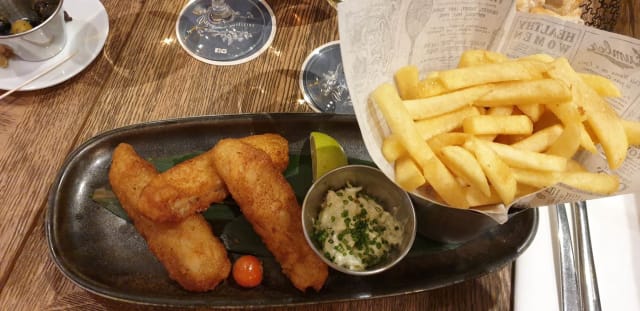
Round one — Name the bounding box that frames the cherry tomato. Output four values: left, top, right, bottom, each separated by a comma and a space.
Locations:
232, 255, 263, 288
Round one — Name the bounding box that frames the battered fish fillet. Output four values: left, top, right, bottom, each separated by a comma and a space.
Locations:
211, 139, 328, 292
109, 143, 231, 292
138, 133, 289, 222
239, 133, 289, 171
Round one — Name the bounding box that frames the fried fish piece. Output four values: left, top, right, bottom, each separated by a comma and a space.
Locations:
138, 133, 289, 223
136, 147, 227, 223
109, 143, 230, 292
212, 139, 328, 292
239, 133, 289, 172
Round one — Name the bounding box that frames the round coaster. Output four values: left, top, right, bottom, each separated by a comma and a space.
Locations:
299, 41, 353, 114
176, 0, 276, 65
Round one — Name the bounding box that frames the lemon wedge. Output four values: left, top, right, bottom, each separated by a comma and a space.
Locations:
310, 131, 348, 181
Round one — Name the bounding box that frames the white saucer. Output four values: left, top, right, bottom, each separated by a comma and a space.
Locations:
0, 0, 109, 91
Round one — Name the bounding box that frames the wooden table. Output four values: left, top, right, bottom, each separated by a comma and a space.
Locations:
0, 0, 637, 309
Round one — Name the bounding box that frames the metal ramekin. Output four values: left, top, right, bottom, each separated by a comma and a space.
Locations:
0, 0, 67, 61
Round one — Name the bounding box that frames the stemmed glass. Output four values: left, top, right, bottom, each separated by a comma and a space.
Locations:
176, 0, 276, 65
208, 0, 233, 20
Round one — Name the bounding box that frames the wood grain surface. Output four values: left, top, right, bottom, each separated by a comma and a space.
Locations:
0, 0, 638, 310
614, 0, 638, 37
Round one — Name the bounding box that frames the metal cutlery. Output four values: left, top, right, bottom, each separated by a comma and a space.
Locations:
571, 201, 602, 311
555, 203, 583, 311
554, 201, 602, 311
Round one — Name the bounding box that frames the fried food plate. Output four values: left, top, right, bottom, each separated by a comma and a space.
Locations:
46, 113, 537, 307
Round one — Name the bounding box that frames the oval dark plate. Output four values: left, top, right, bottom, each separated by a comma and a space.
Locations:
46, 113, 537, 308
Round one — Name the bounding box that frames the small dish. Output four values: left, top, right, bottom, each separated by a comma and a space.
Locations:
0, 0, 67, 61
0, 0, 109, 91
301, 165, 416, 275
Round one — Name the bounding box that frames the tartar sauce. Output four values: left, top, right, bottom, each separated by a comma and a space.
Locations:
313, 185, 403, 271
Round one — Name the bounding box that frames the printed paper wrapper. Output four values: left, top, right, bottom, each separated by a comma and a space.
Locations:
337, 0, 640, 223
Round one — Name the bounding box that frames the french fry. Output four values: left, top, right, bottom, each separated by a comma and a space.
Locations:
457, 49, 509, 67
426, 71, 439, 79
545, 122, 581, 158
544, 100, 585, 123
420, 156, 470, 208
484, 141, 568, 171
513, 166, 619, 195
414, 77, 448, 98
584, 124, 599, 144
372, 83, 435, 166
371, 83, 469, 208
533, 109, 562, 131
477, 106, 514, 141
382, 134, 407, 162
566, 159, 588, 172
427, 132, 470, 152
517, 103, 545, 122
512, 167, 559, 188
544, 100, 597, 153
579, 73, 621, 98
622, 119, 640, 145
415, 106, 480, 140
395, 66, 419, 100
404, 84, 492, 120
510, 124, 563, 152
548, 58, 628, 169
493, 133, 531, 145
458, 50, 554, 68
517, 53, 555, 63
395, 156, 427, 191
474, 79, 571, 107
464, 186, 502, 206
437, 60, 548, 90
463, 115, 533, 136
439, 145, 491, 197
465, 139, 517, 205
559, 172, 620, 195
487, 106, 514, 116
578, 84, 629, 166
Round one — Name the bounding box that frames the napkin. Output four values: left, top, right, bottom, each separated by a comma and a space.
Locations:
514, 194, 640, 311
